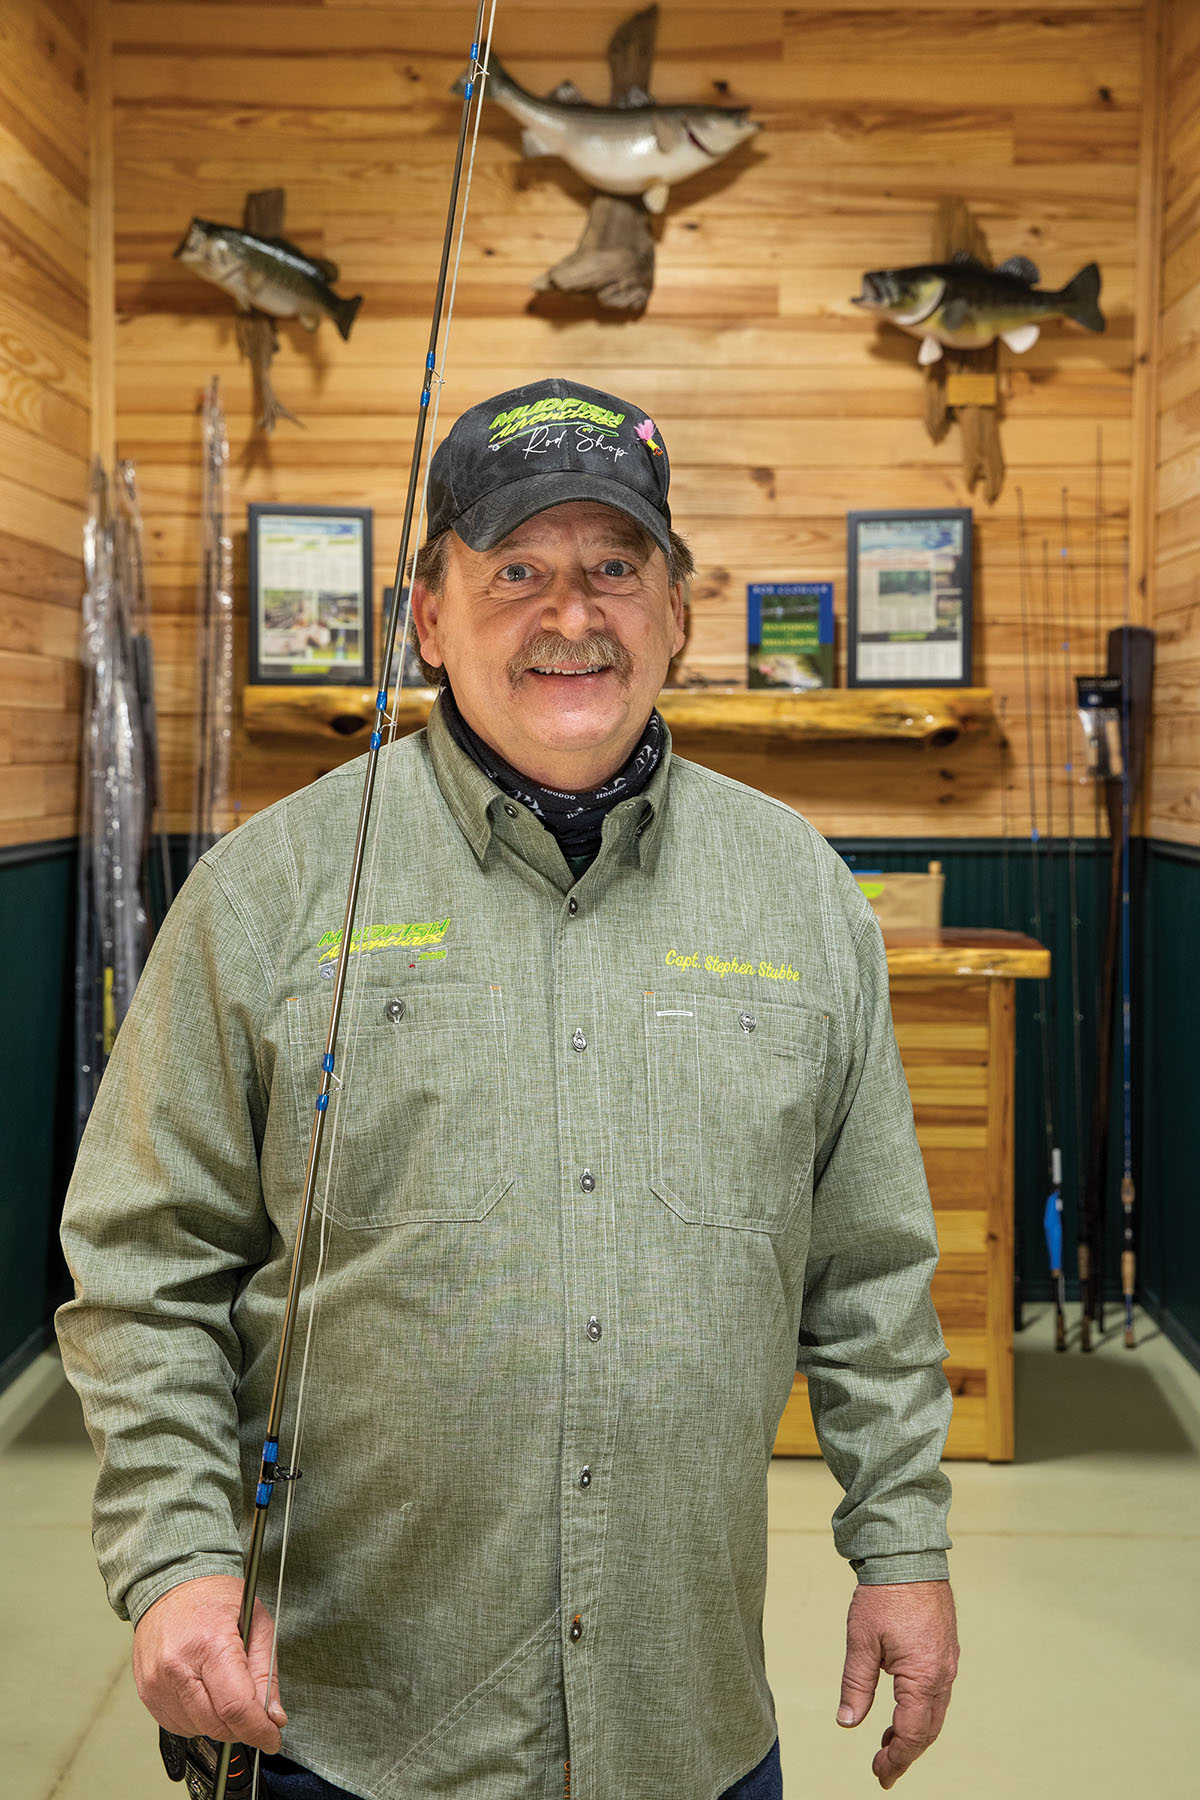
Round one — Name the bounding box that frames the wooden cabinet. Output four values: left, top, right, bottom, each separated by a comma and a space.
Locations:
773, 928, 1049, 1463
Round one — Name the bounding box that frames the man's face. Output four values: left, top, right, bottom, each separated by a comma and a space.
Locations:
411, 501, 685, 789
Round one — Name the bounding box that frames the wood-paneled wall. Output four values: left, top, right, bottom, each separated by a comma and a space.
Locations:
0, 0, 91, 847
107, 1, 1146, 839
1153, 0, 1200, 845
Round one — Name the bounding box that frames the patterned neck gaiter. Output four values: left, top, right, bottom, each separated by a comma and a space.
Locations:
440, 686, 664, 863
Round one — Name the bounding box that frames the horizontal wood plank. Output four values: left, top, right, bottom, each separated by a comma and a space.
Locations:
0, 0, 90, 847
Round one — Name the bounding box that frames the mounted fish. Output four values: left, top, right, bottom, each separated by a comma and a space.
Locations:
852, 253, 1105, 365
458, 6, 761, 311
175, 220, 363, 336
467, 53, 761, 217
174, 191, 363, 431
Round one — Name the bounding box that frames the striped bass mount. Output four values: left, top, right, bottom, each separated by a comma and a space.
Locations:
456, 52, 761, 214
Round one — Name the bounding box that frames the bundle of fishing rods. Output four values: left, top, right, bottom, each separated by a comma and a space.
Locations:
75, 458, 172, 1144
76, 383, 234, 1146
1012, 474, 1153, 1354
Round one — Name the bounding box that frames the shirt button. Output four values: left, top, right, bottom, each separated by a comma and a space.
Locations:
569, 1615, 584, 1642
738, 1010, 757, 1033
385, 997, 406, 1023
567, 897, 578, 915
586, 1316, 602, 1342
578, 1466, 592, 1489
503, 803, 518, 818
571, 1028, 587, 1052
580, 1169, 595, 1193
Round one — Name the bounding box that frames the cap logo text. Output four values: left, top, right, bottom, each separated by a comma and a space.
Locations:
488, 395, 626, 446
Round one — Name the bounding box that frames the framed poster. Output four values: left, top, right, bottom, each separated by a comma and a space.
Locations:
846, 509, 973, 688
747, 581, 834, 689
248, 504, 373, 685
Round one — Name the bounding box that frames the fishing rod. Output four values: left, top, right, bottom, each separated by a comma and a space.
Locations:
1118, 571, 1137, 1348
1058, 491, 1086, 1348
1077, 609, 1153, 1351
75, 464, 113, 1146
158, 11, 497, 1798
996, 694, 1024, 1333
1015, 491, 1062, 1348
187, 379, 234, 873
1076, 435, 1106, 1347
1039, 539, 1066, 1352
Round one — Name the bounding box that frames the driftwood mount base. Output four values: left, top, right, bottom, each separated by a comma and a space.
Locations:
233, 187, 303, 434
531, 5, 659, 312
924, 197, 1004, 503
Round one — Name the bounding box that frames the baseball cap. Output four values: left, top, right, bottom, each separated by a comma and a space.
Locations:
426, 377, 672, 555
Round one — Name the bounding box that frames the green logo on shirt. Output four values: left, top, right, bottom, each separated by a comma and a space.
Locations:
317, 918, 450, 977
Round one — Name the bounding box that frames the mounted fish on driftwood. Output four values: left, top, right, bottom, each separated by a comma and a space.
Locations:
463, 5, 761, 311
174, 188, 362, 433
851, 197, 1106, 502
851, 254, 1105, 365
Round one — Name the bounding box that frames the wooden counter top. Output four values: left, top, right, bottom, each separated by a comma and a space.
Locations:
883, 927, 1049, 980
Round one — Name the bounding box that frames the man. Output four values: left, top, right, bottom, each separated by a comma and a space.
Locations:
58, 377, 958, 1800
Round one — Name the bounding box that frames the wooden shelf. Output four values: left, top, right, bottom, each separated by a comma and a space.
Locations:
241, 684, 996, 748
883, 927, 1050, 981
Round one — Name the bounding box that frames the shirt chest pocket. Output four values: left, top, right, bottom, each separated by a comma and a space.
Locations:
286, 982, 513, 1229
644, 990, 828, 1233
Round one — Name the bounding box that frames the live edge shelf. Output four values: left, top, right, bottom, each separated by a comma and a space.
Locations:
242, 685, 997, 748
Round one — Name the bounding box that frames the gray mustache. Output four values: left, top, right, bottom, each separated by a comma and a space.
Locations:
509, 632, 633, 681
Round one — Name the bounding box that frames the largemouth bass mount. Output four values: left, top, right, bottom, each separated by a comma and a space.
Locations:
175, 218, 362, 340
852, 252, 1105, 365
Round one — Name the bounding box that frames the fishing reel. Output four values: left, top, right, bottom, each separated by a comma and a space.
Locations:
159, 1729, 256, 1799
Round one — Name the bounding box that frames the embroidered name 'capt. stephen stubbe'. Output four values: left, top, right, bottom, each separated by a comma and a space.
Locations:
665, 947, 800, 983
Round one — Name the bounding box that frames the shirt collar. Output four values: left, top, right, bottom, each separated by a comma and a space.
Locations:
426, 690, 672, 876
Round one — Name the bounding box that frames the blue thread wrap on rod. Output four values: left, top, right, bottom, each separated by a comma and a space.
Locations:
316, 1093, 329, 1112
255, 1437, 279, 1508
322, 1053, 334, 1073
1043, 1189, 1063, 1270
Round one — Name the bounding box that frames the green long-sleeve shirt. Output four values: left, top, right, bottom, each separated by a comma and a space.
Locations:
57, 700, 951, 1800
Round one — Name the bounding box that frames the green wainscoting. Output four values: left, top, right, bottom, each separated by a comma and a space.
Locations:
1139, 843, 1200, 1364
0, 841, 75, 1384
835, 838, 1122, 1315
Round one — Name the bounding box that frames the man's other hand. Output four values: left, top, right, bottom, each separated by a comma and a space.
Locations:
132, 1574, 287, 1753
835, 1579, 959, 1789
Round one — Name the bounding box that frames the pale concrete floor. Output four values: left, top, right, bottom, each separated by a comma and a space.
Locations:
1, 1306, 1195, 1799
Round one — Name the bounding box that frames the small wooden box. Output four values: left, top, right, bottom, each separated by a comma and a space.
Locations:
854, 862, 944, 930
